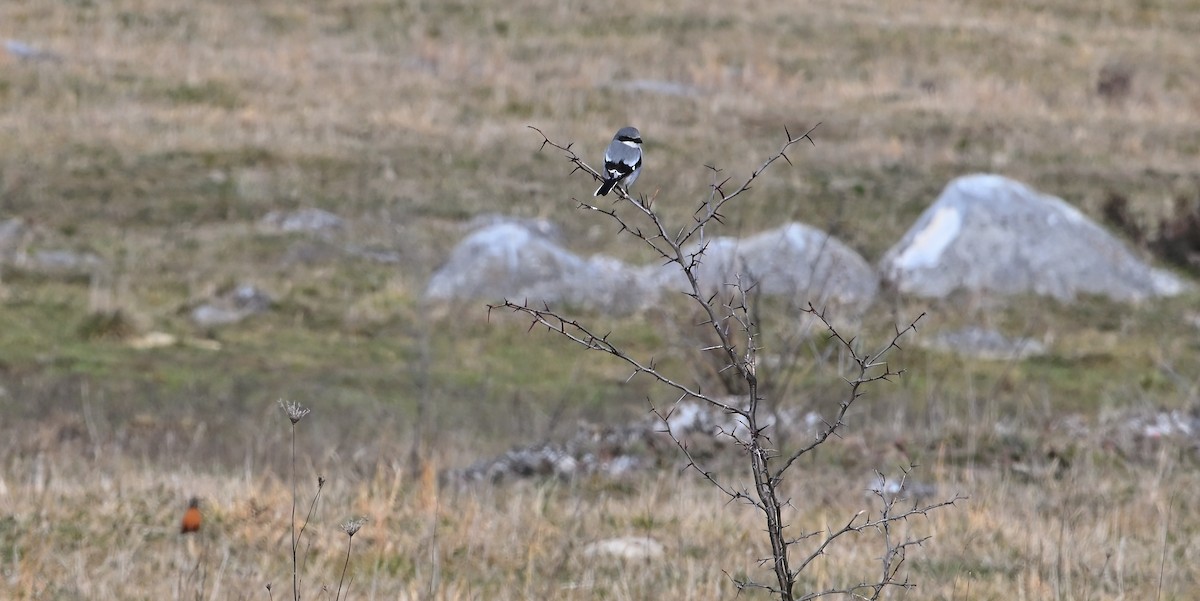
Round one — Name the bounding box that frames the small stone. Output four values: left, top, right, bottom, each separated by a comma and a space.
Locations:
583, 537, 665, 560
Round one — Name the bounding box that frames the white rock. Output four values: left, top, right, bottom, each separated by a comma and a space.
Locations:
658, 222, 877, 308
425, 220, 661, 314
881, 174, 1190, 302
583, 537, 665, 560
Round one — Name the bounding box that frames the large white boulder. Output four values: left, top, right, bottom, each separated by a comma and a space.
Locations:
425, 220, 660, 314
880, 174, 1189, 302
659, 222, 878, 307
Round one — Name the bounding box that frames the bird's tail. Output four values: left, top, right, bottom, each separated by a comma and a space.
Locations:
594, 178, 618, 197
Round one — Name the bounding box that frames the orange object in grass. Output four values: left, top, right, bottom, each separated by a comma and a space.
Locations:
180, 497, 202, 534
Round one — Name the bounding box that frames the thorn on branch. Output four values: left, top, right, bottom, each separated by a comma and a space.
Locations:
803, 122, 821, 145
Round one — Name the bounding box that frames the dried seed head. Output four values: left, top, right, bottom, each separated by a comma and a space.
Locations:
278, 399, 311, 424
340, 517, 367, 537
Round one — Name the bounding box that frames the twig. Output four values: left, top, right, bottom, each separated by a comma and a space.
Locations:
509, 126, 955, 601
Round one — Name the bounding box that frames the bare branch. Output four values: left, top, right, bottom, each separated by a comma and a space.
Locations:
513, 125, 954, 601
772, 309, 925, 481
648, 398, 757, 507
489, 299, 745, 417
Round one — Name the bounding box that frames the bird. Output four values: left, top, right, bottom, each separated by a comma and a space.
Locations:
594, 126, 643, 197
180, 497, 202, 534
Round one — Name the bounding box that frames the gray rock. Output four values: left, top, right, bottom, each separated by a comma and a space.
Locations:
583, 537, 665, 560
0, 218, 29, 262
28, 249, 104, 275
1097, 408, 1200, 462
425, 221, 659, 314
191, 284, 273, 326
259, 208, 344, 235
0, 219, 105, 276
661, 398, 813, 443
446, 399, 814, 485
449, 423, 650, 484
880, 174, 1190, 301
660, 222, 878, 307
465, 214, 560, 241
1133, 410, 1197, 440
4, 39, 61, 62
922, 326, 1046, 360
614, 79, 702, 98
866, 472, 938, 503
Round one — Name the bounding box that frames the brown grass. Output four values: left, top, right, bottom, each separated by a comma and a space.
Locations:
3, 418, 1198, 600
2, 0, 1200, 599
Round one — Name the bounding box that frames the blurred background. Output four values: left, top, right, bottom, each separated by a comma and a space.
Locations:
1, 1, 1198, 598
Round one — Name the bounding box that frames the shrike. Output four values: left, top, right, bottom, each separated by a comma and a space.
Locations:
594, 127, 643, 197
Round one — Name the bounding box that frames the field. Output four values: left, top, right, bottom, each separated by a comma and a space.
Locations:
2, 0, 1199, 599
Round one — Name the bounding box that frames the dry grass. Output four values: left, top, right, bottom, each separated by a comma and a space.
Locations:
2, 415, 1198, 600
2, 0, 1200, 599
4, 0, 1199, 245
